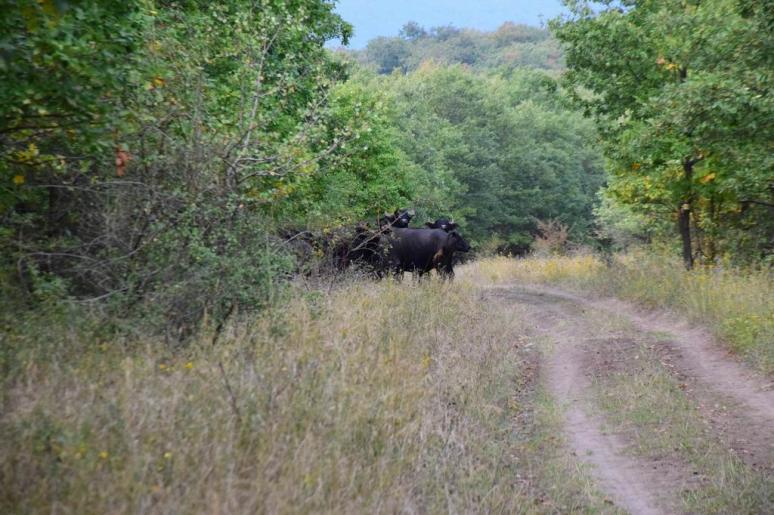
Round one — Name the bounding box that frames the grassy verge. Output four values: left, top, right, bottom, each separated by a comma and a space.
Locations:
0, 273, 606, 513
467, 252, 774, 375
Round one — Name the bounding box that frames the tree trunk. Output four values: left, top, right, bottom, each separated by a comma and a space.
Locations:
678, 203, 693, 269
679, 158, 695, 270
705, 196, 717, 262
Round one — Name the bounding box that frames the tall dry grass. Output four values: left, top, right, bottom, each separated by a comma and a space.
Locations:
5, 253, 769, 513
1, 278, 540, 513
469, 252, 774, 374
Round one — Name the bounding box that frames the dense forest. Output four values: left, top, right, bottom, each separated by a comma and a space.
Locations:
2, 2, 773, 512
1, 1, 608, 336
1, 0, 771, 330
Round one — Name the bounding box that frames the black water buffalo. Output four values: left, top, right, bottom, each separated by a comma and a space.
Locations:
425, 218, 457, 231
386, 227, 471, 279
380, 208, 414, 229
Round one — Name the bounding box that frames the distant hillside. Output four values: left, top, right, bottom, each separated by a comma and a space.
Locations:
352, 21, 563, 74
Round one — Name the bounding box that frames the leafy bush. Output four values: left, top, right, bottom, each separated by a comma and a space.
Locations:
531, 219, 570, 256
1, 1, 356, 335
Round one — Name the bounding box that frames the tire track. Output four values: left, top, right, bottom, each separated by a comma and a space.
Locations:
490, 283, 774, 512
520, 284, 774, 472
492, 287, 682, 514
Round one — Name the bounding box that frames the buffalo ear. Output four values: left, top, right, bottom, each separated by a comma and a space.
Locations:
383, 211, 392, 218
407, 209, 416, 217
425, 221, 436, 228
447, 222, 458, 230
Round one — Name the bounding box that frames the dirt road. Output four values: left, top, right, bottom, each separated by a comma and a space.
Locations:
488, 284, 774, 515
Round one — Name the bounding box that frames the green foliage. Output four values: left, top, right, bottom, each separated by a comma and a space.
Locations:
1, 1, 608, 333
552, 0, 774, 264
0, 0, 147, 146
376, 65, 605, 251
0, 0, 353, 334
361, 36, 411, 74
268, 76, 413, 227
593, 189, 669, 248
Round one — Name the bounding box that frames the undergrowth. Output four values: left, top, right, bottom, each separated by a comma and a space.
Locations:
3, 252, 770, 512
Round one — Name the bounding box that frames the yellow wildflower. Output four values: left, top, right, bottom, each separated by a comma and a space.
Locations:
99, 450, 109, 459
184, 361, 194, 370
13, 175, 25, 185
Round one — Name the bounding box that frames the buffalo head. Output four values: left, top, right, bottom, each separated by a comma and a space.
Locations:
380, 208, 414, 229
446, 229, 471, 252
425, 218, 458, 231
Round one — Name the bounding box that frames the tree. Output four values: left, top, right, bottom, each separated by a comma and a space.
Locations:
551, 0, 774, 267
269, 76, 414, 227
355, 23, 563, 74
0, 0, 355, 333
400, 21, 427, 40
363, 36, 410, 74
379, 64, 605, 251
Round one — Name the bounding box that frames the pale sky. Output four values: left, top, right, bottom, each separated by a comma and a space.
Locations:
332, 0, 568, 48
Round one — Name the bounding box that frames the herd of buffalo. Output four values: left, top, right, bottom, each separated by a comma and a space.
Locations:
284, 209, 471, 279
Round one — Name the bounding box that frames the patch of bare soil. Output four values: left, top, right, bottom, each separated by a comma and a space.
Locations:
489, 288, 691, 515
524, 284, 774, 473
